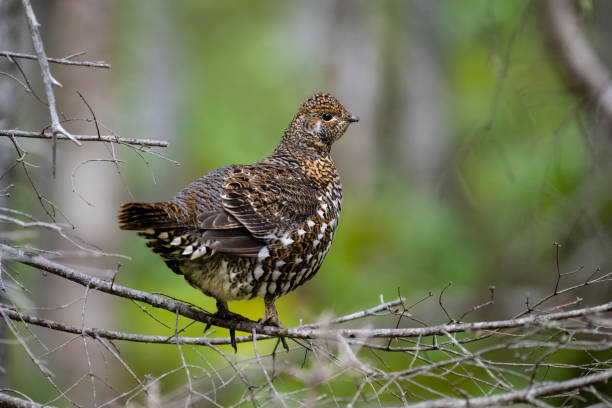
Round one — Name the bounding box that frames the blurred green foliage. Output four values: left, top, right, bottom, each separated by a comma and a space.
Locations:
6, 0, 612, 405
111, 0, 606, 315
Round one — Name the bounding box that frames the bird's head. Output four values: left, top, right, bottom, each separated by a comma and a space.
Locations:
282, 92, 359, 155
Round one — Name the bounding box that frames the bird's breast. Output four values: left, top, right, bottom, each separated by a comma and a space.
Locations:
250, 180, 342, 298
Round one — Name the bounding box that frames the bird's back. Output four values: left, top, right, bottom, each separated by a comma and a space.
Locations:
119, 92, 356, 305
119, 156, 341, 301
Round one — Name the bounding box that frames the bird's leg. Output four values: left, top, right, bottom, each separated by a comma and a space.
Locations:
260, 296, 289, 351
204, 299, 252, 353
260, 296, 282, 327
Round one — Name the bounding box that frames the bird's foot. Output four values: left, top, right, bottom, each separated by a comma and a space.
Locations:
259, 297, 289, 352
258, 314, 283, 328
205, 300, 253, 353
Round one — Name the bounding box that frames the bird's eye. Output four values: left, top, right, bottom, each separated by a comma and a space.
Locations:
322, 113, 333, 121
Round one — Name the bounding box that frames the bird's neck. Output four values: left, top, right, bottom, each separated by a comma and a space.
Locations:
274, 124, 331, 160
267, 141, 338, 192
272, 140, 330, 164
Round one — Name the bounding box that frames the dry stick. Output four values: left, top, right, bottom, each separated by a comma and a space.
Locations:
1, 129, 168, 148
76, 91, 101, 140
4, 54, 47, 105
441, 330, 511, 391
75, 91, 136, 200
0, 51, 110, 68
79, 285, 97, 407
0, 71, 36, 101
0, 300, 409, 347
20, 0, 81, 178
0, 309, 79, 407
7, 135, 60, 221
300, 296, 406, 329
205, 343, 259, 408
173, 310, 194, 408
7, 292, 604, 353
0, 309, 53, 377
405, 369, 612, 408
0, 213, 129, 260
2, 243, 612, 343
0, 392, 46, 408
252, 328, 288, 408
70, 159, 126, 207
513, 268, 612, 319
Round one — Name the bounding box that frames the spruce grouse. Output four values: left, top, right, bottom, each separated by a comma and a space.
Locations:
118, 92, 358, 335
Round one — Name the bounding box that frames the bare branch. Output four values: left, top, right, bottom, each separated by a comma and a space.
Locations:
20, 0, 81, 154
2, 243, 611, 342
0, 392, 45, 408
405, 369, 612, 408
0, 50, 110, 68
0, 297, 417, 347
0, 129, 168, 147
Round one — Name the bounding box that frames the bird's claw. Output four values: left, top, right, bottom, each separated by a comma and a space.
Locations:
258, 316, 289, 352
204, 308, 253, 353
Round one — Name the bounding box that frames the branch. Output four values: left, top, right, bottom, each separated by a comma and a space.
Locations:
0, 51, 110, 68
0, 297, 407, 347
541, 0, 612, 132
20, 0, 80, 146
0, 129, 168, 148
2, 243, 611, 342
405, 369, 612, 408
0, 305, 258, 346
0, 392, 45, 408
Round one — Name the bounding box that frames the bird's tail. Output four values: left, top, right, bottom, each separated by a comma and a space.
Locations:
118, 202, 173, 231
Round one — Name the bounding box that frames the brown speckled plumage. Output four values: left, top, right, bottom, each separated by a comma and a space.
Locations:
118, 92, 358, 330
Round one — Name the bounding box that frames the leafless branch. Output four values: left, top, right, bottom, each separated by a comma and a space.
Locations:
2, 243, 611, 342
406, 370, 612, 408
0, 50, 110, 68
0, 129, 169, 147
20, 0, 81, 163
0, 392, 45, 408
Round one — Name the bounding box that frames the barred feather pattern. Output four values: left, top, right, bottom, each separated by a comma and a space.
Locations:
119, 92, 356, 303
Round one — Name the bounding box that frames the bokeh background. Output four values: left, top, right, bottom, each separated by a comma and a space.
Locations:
2, 0, 612, 404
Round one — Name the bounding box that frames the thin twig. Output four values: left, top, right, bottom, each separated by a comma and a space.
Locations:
20, 0, 81, 179
252, 328, 288, 408
0, 50, 110, 68
405, 369, 612, 408
3, 54, 47, 105
1, 129, 168, 147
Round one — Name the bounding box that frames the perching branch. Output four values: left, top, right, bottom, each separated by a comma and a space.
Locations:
2, 243, 611, 342
0, 297, 407, 347
2, 240, 610, 406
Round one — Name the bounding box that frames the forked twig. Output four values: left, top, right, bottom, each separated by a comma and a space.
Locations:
0, 50, 110, 68
20, 0, 81, 177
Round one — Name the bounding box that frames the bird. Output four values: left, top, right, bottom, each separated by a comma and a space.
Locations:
118, 92, 358, 346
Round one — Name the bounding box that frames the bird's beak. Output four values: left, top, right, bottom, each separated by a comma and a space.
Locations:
347, 114, 360, 123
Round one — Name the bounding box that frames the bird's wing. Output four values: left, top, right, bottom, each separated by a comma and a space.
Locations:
220, 165, 318, 240
194, 207, 265, 257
